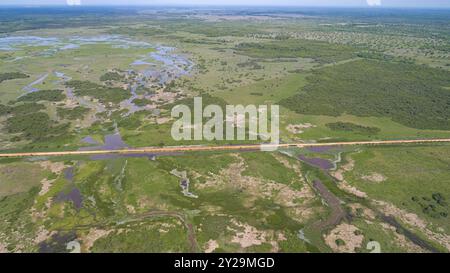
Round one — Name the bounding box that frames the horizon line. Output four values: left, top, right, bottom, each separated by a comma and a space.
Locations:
0, 4, 450, 9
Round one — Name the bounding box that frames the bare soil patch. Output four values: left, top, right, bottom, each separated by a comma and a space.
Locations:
204, 239, 219, 253
82, 229, 113, 252
362, 173, 386, 183
286, 123, 315, 134
324, 223, 364, 253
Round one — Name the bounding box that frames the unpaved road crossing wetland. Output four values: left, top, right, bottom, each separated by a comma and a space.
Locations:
0, 5, 449, 254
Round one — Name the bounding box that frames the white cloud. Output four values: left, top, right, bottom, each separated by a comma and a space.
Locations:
366, 0, 381, 6
67, 0, 81, 5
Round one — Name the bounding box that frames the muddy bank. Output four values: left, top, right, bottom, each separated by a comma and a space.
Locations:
380, 215, 440, 253
312, 180, 348, 231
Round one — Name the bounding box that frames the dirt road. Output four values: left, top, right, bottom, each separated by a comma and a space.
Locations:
1, 138, 449, 158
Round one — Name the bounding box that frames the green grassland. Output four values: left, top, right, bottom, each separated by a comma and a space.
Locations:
66, 80, 130, 104
0, 72, 29, 83
0, 41, 153, 103
91, 218, 191, 253
235, 39, 356, 64
344, 145, 450, 233
280, 110, 450, 144
280, 59, 450, 130
240, 152, 301, 189
216, 73, 308, 105
325, 122, 381, 136
1, 7, 450, 253
0, 150, 325, 252
0, 161, 49, 198
2, 15, 449, 148
0, 188, 41, 252
17, 89, 65, 102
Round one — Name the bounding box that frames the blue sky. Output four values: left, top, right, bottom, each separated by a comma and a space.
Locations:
1, 0, 450, 8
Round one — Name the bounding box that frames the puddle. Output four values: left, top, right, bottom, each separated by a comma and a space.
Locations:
55, 188, 83, 210
307, 146, 334, 153
298, 155, 334, 170
170, 169, 198, 199
122, 46, 194, 114
54, 71, 72, 82
80, 132, 128, 160
118, 153, 157, 160
21, 73, 49, 94
64, 166, 75, 181
131, 60, 154, 66
3, 35, 194, 117
0, 36, 60, 51
101, 134, 129, 150
54, 167, 84, 210
66, 88, 106, 114
39, 232, 77, 253
297, 229, 311, 244
0, 35, 152, 53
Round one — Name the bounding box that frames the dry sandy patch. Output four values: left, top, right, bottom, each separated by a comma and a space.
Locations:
286, 123, 315, 134
324, 223, 364, 253
82, 229, 113, 252
204, 239, 219, 253
362, 173, 386, 183
375, 200, 450, 251
0, 242, 8, 253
